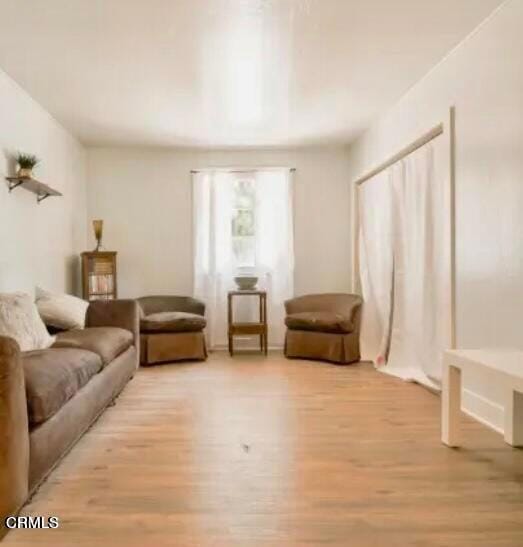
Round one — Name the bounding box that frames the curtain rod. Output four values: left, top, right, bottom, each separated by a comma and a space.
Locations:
190, 167, 296, 174
353, 123, 444, 186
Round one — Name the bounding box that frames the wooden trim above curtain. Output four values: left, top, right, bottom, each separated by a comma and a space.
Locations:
353, 124, 444, 187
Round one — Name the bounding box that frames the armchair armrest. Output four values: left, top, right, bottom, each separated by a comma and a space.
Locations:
85, 299, 140, 350
0, 336, 29, 536
137, 296, 206, 317
285, 293, 363, 320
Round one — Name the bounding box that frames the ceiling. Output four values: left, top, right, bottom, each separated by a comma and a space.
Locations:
0, 0, 503, 148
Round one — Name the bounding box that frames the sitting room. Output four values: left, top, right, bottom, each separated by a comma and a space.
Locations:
1, 1, 522, 545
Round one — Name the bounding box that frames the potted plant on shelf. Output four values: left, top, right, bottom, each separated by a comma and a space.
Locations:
15, 152, 40, 179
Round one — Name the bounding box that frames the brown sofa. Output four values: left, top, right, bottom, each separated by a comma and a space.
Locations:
138, 296, 207, 365
284, 293, 363, 364
0, 300, 139, 537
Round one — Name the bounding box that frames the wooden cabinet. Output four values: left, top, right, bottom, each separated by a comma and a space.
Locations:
81, 251, 117, 301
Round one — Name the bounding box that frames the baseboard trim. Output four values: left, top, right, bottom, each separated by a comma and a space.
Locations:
379, 368, 506, 436
462, 388, 504, 434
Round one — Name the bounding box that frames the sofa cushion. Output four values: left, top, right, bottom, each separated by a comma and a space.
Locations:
53, 327, 133, 366
0, 293, 55, 351
35, 286, 89, 330
23, 348, 103, 425
140, 311, 206, 333
285, 311, 354, 334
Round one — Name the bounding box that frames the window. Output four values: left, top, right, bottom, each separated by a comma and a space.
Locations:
193, 167, 294, 348
231, 177, 256, 267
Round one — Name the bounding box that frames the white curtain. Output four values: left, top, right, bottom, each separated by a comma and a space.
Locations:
193, 169, 294, 349
193, 171, 236, 349
255, 170, 295, 347
358, 169, 394, 365
386, 139, 448, 386
358, 136, 449, 387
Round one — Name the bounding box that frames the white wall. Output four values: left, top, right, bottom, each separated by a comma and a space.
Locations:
86, 147, 352, 299
347, 0, 523, 432
0, 68, 87, 295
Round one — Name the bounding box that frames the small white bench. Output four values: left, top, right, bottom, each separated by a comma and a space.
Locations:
442, 349, 523, 447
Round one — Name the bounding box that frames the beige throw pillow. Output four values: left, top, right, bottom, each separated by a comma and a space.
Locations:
35, 287, 89, 330
0, 293, 55, 351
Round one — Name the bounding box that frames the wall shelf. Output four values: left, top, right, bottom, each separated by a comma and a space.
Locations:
5, 176, 62, 203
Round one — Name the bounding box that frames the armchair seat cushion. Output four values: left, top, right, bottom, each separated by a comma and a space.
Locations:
23, 348, 103, 425
52, 327, 133, 367
140, 312, 206, 333
285, 311, 354, 334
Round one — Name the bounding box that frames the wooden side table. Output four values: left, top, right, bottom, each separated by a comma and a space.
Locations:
227, 290, 267, 356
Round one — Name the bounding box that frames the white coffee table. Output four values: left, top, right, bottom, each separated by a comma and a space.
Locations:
442, 349, 523, 447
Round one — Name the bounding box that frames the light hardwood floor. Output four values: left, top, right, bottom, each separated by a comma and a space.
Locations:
4, 353, 523, 546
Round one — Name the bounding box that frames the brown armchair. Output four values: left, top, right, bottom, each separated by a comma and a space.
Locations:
138, 296, 207, 365
284, 293, 363, 364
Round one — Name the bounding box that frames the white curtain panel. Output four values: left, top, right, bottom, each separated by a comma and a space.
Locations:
193, 171, 236, 349
358, 169, 394, 364
386, 137, 449, 386
193, 169, 294, 349
255, 170, 295, 347
358, 135, 450, 388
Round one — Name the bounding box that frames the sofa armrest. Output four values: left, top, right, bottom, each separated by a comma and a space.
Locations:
85, 299, 140, 352
0, 336, 29, 536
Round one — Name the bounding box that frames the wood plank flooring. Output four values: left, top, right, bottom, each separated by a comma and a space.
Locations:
4, 353, 523, 546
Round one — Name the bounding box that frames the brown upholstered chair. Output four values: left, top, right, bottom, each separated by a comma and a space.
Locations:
138, 296, 207, 365
284, 293, 363, 364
